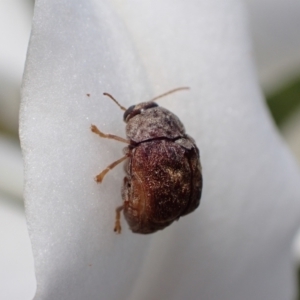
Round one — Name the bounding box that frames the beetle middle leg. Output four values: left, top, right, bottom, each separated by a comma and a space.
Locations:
114, 205, 124, 234
95, 155, 129, 183
91, 124, 129, 144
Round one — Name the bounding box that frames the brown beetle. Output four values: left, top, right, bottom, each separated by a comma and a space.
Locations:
91, 87, 202, 234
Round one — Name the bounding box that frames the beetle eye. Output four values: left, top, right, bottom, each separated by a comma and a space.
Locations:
123, 105, 135, 121
123, 102, 159, 122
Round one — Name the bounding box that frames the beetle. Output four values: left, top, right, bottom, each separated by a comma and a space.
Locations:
91, 87, 202, 234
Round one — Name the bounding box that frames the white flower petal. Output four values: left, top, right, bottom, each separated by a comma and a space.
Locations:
21, 1, 153, 299
20, 0, 300, 299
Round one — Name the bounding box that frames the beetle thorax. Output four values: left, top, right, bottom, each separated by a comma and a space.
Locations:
125, 105, 186, 143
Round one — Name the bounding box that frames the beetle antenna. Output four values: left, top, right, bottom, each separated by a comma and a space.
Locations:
103, 93, 127, 111
148, 87, 190, 102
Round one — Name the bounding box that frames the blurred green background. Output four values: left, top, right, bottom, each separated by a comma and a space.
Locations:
267, 76, 300, 127
266, 77, 300, 300
267, 77, 300, 172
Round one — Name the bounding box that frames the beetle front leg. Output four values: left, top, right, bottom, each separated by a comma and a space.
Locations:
114, 205, 124, 234
91, 124, 129, 144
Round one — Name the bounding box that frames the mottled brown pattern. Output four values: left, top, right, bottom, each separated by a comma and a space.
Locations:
123, 139, 201, 233
122, 102, 202, 234
92, 90, 203, 234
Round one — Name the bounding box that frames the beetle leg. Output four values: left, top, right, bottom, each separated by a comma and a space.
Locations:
91, 124, 129, 144
95, 155, 129, 183
114, 205, 124, 234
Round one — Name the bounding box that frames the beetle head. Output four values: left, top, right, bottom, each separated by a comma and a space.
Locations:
123, 102, 158, 122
